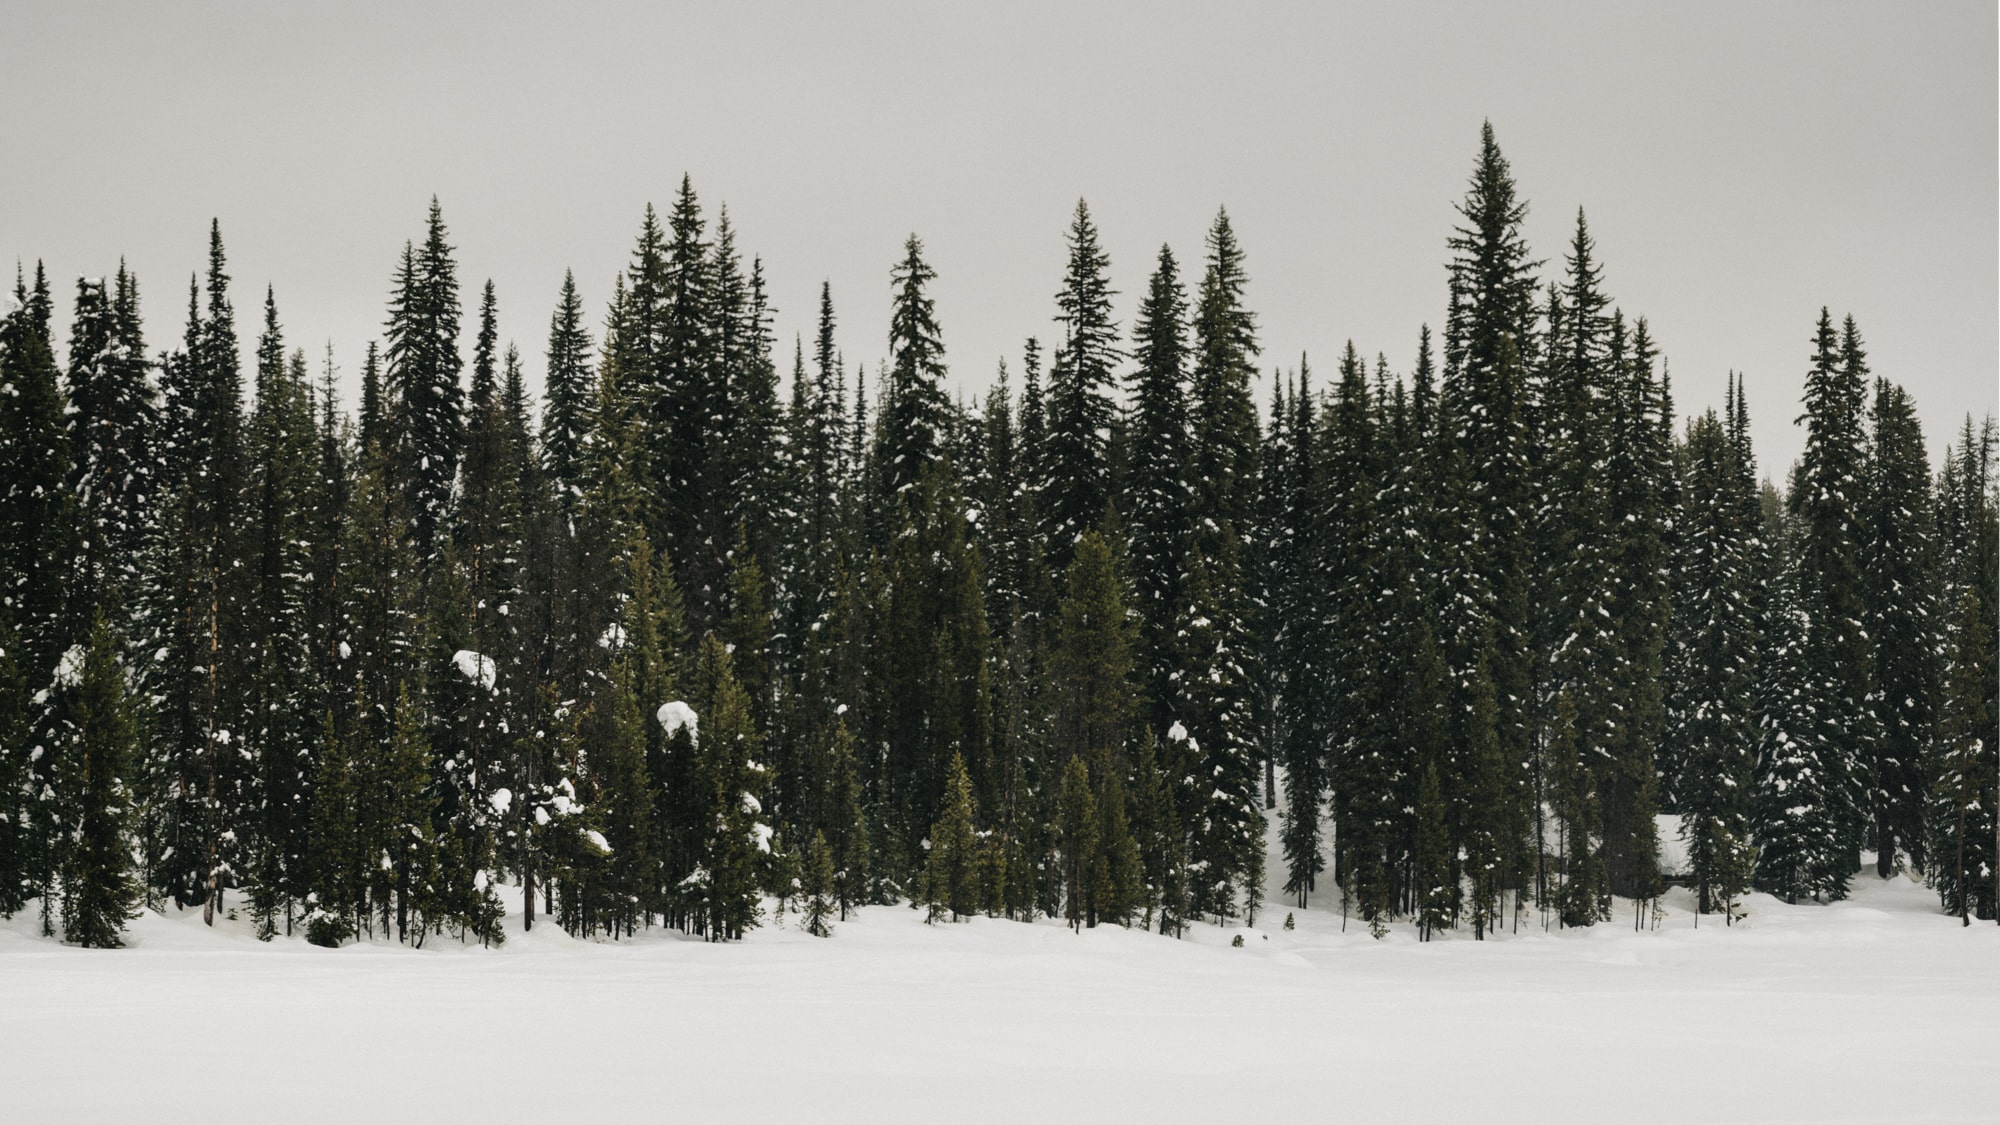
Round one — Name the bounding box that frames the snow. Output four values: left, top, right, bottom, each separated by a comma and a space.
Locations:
51, 644, 86, 689
3, 867, 1995, 1123
488, 789, 512, 816
657, 701, 698, 743
450, 650, 496, 692
1655, 812, 1688, 876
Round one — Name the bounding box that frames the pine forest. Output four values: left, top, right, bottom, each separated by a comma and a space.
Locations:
6, 125, 1999, 953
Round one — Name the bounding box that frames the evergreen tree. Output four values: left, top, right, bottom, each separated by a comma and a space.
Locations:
799, 828, 836, 936
1048, 529, 1142, 924
1122, 245, 1195, 740
145, 224, 252, 924
1411, 761, 1451, 940
304, 705, 360, 945
1176, 209, 1266, 923
920, 750, 982, 922
1669, 405, 1761, 916
542, 269, 595, 510
244, 292, 319, 935
65, 265, 157, 620
0, 261, 72, 674
55, 613, 140, 947
1929, 587, 1995, 921
382, 199, 464, 564
1055, 754, 1100, 931
1435, 126, 1540, 928
876, 236, 952, 511
825, 717, 870, 920
1040, 200, 1121, 571
1767, 310, 1877, 898
1861, 379, 1938, 875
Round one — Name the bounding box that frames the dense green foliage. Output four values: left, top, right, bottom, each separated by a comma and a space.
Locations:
1, 126, 1993, 948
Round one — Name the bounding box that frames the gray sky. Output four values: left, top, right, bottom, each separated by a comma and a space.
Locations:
4, 1, 1994, 475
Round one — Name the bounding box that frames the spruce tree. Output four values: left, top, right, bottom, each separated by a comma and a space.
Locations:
1040, 200, 1121, 571
1048, 529, 1142, 924
1122, 245, 1195, 739
64, 265, 157, 620
876, 235, 951, 508
542, 269, 595, 510
1929, 586, 1995, 922
1860, 379, 1938, 875
55, 613, 140, 947
1055, 754, 1100, 931
800, 828, 836, 936
1177, 210, 1266, 924
1767, 310, 1877, 898
244, 293, 318, 935
1669, 405, 1761, 916
920, 750, 982, 922
1439, 126, 1539, 924
382, 199, 464, 565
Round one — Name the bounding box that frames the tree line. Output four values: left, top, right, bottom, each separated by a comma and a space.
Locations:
1, 124, 1994, 949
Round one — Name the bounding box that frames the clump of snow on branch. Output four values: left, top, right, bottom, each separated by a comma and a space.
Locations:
658, 701, 698, 744
451, 650, 496, 692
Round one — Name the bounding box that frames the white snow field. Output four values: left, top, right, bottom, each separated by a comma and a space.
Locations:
4, 869, 1996, 1124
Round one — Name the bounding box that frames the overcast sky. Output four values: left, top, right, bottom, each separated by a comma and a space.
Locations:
3, 1, 1993, 475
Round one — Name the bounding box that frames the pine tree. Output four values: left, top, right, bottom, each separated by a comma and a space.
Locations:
65, 265, 157, 620
1055, 754, 1100, 931
800, 828, 836, 936
143, 224, 253, 924
589, 654, 656, 938
1412, 761, 1452, 941
383, 199, 464, 565
1669, 405, 1761, 916
1048, 529, 1142, 924
244, 292, 319, 935
382, 684, 438, 944
1861, 379, 1938, 875
0, 262, 72, 684
1439, 125, 1539, 926
1175, 210, 1267, 924
920, 751, 982, 922
542, 269, 595, 511
825, 717, 870, 920
1600, 316, 1668, 907
55, 613, 140, 947
1122, 245, 1195, 740
1174, 545, 1263, 923
684, 634, 767, 941
876, 235, 952, 509
304, 705, 360, 945
1040, 200, 1121, 571
1929, 584, 1994, 921
1768, 310, 1877, 898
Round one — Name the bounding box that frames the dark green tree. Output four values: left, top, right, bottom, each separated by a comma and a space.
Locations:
55, 614, 141, 947
1861, 379, 1938, 875
1039, 200, 1121, 571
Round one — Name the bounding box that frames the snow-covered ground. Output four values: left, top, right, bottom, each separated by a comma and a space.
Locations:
4, 865, 1995, 1124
